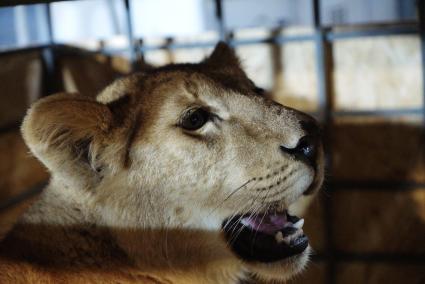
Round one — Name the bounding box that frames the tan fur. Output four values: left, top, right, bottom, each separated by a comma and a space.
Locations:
0, 43, 324, 283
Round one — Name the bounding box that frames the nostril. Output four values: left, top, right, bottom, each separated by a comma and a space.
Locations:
279, 135, 317, 165
296, 135, 317, 160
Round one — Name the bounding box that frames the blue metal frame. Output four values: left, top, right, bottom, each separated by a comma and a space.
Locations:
419, 0, 425, 126
123, 0, 135, 68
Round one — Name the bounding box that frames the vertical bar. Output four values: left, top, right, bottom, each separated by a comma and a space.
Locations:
313, 1, 335, 284
313, 0, 332, 122
123, 0, 135, 69
41, 3, 61, 96
164, 37, 175, 63
418, 0, 425, 128
45, 3, 53, 44
214, 0, 226, 41
134, 38, 145, 68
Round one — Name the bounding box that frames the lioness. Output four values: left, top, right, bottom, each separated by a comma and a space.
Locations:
0, 42, 324, 283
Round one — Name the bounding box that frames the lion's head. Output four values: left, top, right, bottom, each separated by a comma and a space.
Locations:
22, 42, 324, 283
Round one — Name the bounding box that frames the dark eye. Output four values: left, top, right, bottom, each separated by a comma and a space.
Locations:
181, 108, 210, 131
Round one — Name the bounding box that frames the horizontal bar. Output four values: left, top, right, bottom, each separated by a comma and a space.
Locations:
0, 121, 21, 134
332, 108, 424, 117
139, 41, 218, 52
229, 34, 315, 45
0, 44, 51, 57
329, 180, 425, 191
0, 24, 420, 56
0, 43, 114, 59
135, 26, 418, 52
0, 0, 74, 7
0, 181, 47, 213
334, 252, 425, 264
136, 35, 315, 52
312, 252, 425, 264
327, 25, 419, 40
105, 36, 315, 54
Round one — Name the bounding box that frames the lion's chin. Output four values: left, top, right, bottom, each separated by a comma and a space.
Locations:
244, 246, 311, 282
221, 209, 310, 281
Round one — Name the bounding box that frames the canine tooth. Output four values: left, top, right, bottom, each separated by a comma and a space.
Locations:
293, 218, 304, 229
275, 231, 284, 243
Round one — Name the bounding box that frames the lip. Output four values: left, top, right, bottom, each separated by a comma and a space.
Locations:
221, 210, 308, 263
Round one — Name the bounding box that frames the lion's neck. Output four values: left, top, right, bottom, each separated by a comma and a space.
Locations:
0, 184, 172, 283
3, 181, 127, 266
3, 180, 244, 283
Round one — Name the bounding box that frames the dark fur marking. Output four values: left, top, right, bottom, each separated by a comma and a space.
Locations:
73, 138, 92, 165
184, 79, 199, 98
107, 94, 131, 126
123, 111, 143, 168
256, 168, 296, 192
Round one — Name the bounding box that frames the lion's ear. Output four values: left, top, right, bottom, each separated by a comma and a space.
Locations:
203, 41, 244, 74
21, 93, 124, 189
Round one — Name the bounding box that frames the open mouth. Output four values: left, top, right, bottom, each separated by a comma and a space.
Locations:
222, 210, 308, 263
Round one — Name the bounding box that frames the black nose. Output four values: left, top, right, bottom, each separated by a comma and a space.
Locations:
280, 135, 318, 166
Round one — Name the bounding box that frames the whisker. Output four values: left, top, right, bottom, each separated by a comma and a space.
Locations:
227, 203, 261, 245
226, 180, 273, 245
222, 180, 260, 232
206, 178, 254, 219
251, 186, 273, 251
223, 179, 253, 202
227, 189, 264, 245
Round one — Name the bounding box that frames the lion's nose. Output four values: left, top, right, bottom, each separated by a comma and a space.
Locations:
279, 135, 318, 167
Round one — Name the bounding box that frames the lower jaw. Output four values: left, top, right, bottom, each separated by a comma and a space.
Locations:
245, 248, 311, 283
222, 213, 309, 264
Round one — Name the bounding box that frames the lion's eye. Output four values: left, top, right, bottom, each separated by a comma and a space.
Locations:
181, 108, 210, 131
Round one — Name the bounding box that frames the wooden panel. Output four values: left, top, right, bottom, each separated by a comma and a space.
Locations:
333, 36, 422, 110
298, 196, 326, 253
251, 262, 326, 284
288, 262, 326, 284
0, 131, 48, 201
59, 52, 124, 97
0, 130, 48, 239
0, 52, 42, 127
272, 41, 318, 112
332, 118, 425, 182
336, 263, 425, 284
332, 189, 425, 254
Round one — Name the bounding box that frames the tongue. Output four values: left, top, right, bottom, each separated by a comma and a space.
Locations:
241, 212, 288, 235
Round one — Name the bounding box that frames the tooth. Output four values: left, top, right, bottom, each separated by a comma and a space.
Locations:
275, 231, 284, 243
293, 218, 304, 229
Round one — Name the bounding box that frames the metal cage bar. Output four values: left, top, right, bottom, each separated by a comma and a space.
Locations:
419, 0, 425, 126
312, 1, 336, 283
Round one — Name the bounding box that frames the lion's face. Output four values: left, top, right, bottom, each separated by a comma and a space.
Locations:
22, 42, 324, 282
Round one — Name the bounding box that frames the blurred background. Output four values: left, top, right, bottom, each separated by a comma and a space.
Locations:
0, 0, 424, 283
